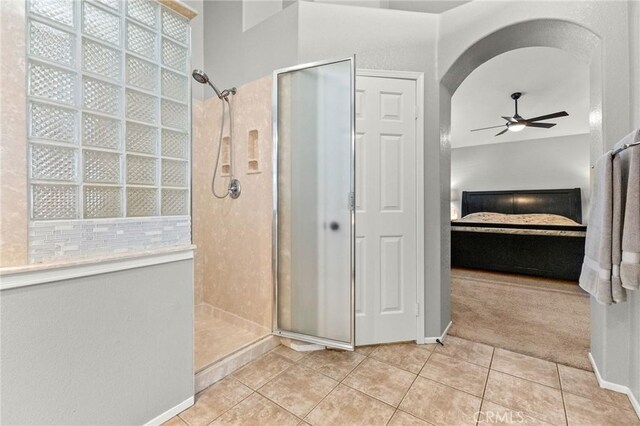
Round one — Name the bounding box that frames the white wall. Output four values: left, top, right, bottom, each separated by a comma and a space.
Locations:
632, 0, 640, 131
624, 0, 640, 411
200, 0, 638, 376
0, 259, 194, 425
590, 23, 640, 405
451, 134, 591, 223
202, 0, 299, 92
314, 0, 389, 7
243, 0, 284, 31
185, 0, 204, 100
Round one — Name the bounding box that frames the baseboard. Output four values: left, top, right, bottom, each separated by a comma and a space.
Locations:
424, 321, 452, 344
589, 352, 640, 418
144, 396, 194, 426
630, 390, 640, 419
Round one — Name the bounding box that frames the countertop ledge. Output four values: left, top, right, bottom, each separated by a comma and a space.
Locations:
0, 244, 196, 277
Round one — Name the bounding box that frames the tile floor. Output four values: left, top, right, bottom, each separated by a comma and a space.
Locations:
167, 336, 639, 426
195, 308, 268, 372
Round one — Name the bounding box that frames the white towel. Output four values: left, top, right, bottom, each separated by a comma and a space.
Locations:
619, 129, 640, 290
579, 151, 627, 304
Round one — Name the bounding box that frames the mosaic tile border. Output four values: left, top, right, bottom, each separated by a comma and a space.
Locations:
29, 215, 190, 263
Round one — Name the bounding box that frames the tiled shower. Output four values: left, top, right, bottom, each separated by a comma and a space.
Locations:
191, 76, 276, 389
23, 0, 276, 390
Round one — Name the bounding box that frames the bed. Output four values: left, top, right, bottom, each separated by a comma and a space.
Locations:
451, 188, 587, 281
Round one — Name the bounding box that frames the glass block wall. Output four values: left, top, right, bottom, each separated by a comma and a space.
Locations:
26, 0, 190, 221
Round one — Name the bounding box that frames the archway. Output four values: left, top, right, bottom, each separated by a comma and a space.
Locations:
441, 19, 602, 159
438, 18, 603, 364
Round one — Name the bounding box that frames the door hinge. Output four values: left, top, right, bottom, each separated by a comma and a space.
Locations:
349, 192, 355, 211
415, 303, 420, 317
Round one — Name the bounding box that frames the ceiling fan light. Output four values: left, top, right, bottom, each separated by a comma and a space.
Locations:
508, 122, 526, 132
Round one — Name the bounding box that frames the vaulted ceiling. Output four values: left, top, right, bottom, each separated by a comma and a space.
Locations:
450, 47, 590, 148
309, 0, 470, 14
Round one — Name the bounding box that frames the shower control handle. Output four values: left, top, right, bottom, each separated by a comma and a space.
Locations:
329, 221, 340, 231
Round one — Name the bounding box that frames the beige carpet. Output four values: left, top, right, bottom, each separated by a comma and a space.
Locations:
450, 268, 592, 371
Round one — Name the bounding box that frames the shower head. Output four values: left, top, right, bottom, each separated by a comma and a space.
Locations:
192, 69, 236, 100
192, 69, 209, 84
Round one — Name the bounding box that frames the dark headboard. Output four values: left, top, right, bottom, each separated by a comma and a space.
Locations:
461, 188, 582, 223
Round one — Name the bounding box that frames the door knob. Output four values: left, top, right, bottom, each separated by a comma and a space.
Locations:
329, 221, 340, 231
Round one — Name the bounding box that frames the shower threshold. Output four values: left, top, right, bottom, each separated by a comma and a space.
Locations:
194, 304, 278, 392
194, 304, 280, 393
194, 304, 272, 372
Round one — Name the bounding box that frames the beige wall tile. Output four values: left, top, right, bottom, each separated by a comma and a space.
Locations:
210, 306, 271, 336
192, 100, 206, 304
194, 325, 265, 372
0, 0, 28, 267
194, 303, 270, 370
193, 76, 274, 329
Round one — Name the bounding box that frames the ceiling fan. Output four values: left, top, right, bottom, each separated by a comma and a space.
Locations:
470, 92, 569, 136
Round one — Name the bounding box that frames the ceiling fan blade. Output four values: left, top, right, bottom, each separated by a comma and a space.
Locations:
495, 128, 509, 136
526, 111, 569, 122
502, 116, 517, 123
470, 125, 506, 132
526, 122, 556, 129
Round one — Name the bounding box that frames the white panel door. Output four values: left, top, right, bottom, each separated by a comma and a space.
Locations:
355, 75, 417, 345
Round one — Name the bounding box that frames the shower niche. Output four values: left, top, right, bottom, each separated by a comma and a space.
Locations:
247, 130, 260, 174
273, 57, 356, 350
221, 136, 231, 176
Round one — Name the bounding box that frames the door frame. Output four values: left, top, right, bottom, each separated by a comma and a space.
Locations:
355, 69, 426, 344
271, 57, 356, 351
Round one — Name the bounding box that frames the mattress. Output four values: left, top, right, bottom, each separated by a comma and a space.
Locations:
451, 212, 587, 237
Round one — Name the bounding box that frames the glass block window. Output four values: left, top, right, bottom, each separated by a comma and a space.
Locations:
27, 0, 191, 220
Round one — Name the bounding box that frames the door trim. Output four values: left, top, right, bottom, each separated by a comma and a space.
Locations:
355, 69, 426, 344
271, 57, 356, 351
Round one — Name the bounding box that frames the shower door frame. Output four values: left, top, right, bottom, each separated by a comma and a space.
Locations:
271, 57, 357, 351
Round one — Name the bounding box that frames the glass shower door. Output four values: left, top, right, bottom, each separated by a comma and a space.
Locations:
273, 57, 355, 350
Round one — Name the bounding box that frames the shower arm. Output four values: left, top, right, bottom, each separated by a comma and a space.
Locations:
206, 78, 237, 100
192, 69, 237, 100
208, 81, 237, 100
207, 81, 224, 99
